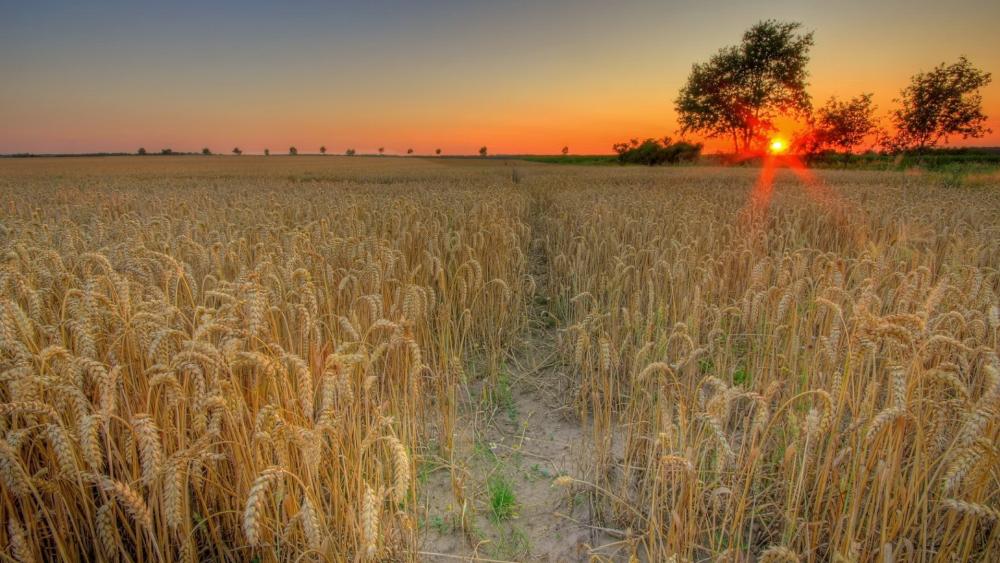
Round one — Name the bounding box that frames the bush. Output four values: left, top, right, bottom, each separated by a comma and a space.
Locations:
612, 138, 703, 165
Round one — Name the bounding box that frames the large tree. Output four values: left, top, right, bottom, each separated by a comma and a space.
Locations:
675, 20, 814, 153
891, 57, 992, 151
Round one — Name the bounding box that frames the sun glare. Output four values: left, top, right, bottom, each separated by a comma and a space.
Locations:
769, 138, 788, 154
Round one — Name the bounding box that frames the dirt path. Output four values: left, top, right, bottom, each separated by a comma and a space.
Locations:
417, 190, 625, 562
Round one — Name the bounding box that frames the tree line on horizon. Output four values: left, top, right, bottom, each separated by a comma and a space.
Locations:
135, 146, 463, 157
130, 20, 991, 162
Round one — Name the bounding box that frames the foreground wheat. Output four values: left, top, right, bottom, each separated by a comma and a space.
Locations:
0, 157, 530, 561
541, 168, 1000, 560
0, 157, 997, 562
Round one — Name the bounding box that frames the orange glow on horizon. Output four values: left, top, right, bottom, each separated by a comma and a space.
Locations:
2, 2, 999, 156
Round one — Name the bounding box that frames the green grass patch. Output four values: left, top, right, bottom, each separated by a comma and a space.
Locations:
487, 475, 518, 522
515, 155, 619, 165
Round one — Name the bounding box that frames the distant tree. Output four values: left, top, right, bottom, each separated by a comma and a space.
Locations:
612, 142, 631, 158
202, 147, 212, 155
137, 147, 147, 155
320, 145, 327, 155
161, 148, 173, 155
479, 146, 488, 157
805, 94, 879, 154
435, 148, 442, 155
891, 57, 992, 151
407, 148, 414, 154
561, 146, 569, 156
264, 148, 270, 156
378, 147, 385, 155
345, 148, 356, 156
675, 20, 814, 153
232, 147, 242, 156
289, 146, 298, 156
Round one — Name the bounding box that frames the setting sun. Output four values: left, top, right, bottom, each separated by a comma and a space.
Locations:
769, 138, 789, 154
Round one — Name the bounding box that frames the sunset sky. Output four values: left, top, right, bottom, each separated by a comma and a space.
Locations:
2, 0, 998, 155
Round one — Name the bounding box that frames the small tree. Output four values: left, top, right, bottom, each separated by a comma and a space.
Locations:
232, 147, 242, 156
161, 148, 173, 155
320, 145, 327, 155
479, 146, 488, 157
289, 146, 298, 156
264, 148, 270, 156
345, 148, 356, 156
378, 147, 385, 155
891, 57, 992, 151
137, 147, 147, 155
561, 146, 569, 156
612, 142, 630, 160
202, 147, 212, 155
407, 148, 414, 154
808, 94, 879, 154
435, 148, 442, 155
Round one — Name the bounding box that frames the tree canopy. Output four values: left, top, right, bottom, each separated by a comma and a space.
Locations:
891, 57, 992, 150
806, 94, 879, 154
675, 20, 813, 153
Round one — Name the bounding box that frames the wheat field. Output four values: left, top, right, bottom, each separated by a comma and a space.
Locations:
0, 156, 997, 562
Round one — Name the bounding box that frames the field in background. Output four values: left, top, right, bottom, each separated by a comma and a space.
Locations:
1, 156, 998, 562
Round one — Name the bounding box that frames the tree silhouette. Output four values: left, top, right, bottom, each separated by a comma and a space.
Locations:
479, 146, 488, 157
264, 149, 270, 156
137, 147, 147, 155
891, 57, 992, 151
320, 145, 327, 155
161, 148, 173, 155
345, 148, 356, 156
289, 146, 298, 156
806, 94, 879, 154
435, 148, 442, 155
232, 147, 243, 156
378, 147, 385, 155
562, 146, 569, 156
202, 148, 212, 155
676, 20, 814, 153
407, 148, 414, 154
